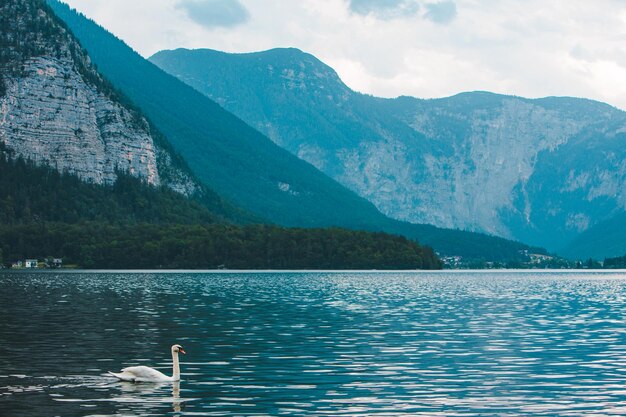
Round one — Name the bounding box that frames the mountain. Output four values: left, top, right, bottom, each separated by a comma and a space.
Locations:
46, 0, 387, 230
46, 0, 545, 262
560, 212, 626, 261
150, 47, 626, 254
389, 94, 626, 253
0, 0, 253, 222
0, 0, 196, 195
0, 0, 441, 273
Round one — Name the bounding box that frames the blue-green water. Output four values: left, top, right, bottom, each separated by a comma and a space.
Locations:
2, 270, 626, 416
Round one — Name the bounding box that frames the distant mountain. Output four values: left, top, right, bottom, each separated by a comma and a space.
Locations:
47, 1, 544, 262
389, 94, 626, 254
560, 212, 626, 261
150, 47, 626, 255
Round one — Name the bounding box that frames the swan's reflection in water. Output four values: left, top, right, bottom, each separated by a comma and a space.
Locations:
173, 381, 181, 412
116, 380, 183, 413
43, 377, 187, 415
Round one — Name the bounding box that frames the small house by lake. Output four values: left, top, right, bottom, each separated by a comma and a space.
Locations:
46, 258, 63, 268
24, 259, 38, 268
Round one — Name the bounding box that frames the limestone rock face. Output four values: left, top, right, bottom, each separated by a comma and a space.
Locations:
390, 95, 626, 250
0, 0, 198, 195
359, 98, 586, 233
334, 95, 626, 250
1, 56, 160, 185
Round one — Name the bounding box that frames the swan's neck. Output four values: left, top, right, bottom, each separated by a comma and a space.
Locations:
172, 351, 180, 381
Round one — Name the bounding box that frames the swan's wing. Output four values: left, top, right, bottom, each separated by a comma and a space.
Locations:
109, 366, 169, 382
108, 370, 137, 382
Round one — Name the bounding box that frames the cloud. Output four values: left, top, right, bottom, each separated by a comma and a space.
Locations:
61, 0, 626, 111
348, 0, 420, 20
424, 1, 457, 24
176, 0, 249, 29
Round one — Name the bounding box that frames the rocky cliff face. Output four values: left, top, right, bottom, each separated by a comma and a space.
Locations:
151, 48, 626, 252
1, 55, 162, 185
390, 94, 626, 249
0, 0, 197, 194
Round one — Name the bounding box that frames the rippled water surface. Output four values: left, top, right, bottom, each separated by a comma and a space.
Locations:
2, 270, 626, 416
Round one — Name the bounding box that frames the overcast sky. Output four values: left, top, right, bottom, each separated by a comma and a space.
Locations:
62, 0, 626, 110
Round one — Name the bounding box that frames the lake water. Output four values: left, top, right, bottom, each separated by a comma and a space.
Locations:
2, 270, 626, 416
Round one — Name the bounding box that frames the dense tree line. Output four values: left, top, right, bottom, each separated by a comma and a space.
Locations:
0, 144, 441, 269
0, 223, 442, 270
0, 146, 223, 225
604, 254, 626, 269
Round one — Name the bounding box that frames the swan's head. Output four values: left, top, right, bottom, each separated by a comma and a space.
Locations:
172, 344, 186, 355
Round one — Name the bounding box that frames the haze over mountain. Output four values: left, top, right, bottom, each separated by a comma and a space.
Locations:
150, 47, 626, 256
44, 0, 546, 262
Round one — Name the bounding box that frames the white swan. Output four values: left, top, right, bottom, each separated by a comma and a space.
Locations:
108, 344, 186, 382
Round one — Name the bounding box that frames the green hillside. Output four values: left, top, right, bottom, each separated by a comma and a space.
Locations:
0, 143, 225, 225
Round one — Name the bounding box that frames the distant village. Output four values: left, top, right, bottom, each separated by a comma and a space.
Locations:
441, 250, 605, 269
7, 257, 63, 269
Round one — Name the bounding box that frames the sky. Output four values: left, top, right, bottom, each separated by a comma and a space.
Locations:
62, 0, 626, 110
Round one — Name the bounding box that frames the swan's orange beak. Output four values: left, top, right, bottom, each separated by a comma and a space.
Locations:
179, 348, 186, 355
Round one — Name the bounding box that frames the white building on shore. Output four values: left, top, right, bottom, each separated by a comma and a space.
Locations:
24, 259, 38, 268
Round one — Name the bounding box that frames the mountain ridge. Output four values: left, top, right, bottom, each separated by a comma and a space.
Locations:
150, 47, 626, 256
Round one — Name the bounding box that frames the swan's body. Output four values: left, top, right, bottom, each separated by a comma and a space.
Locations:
109, 365, 175, 382
109, 344, 185, 382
